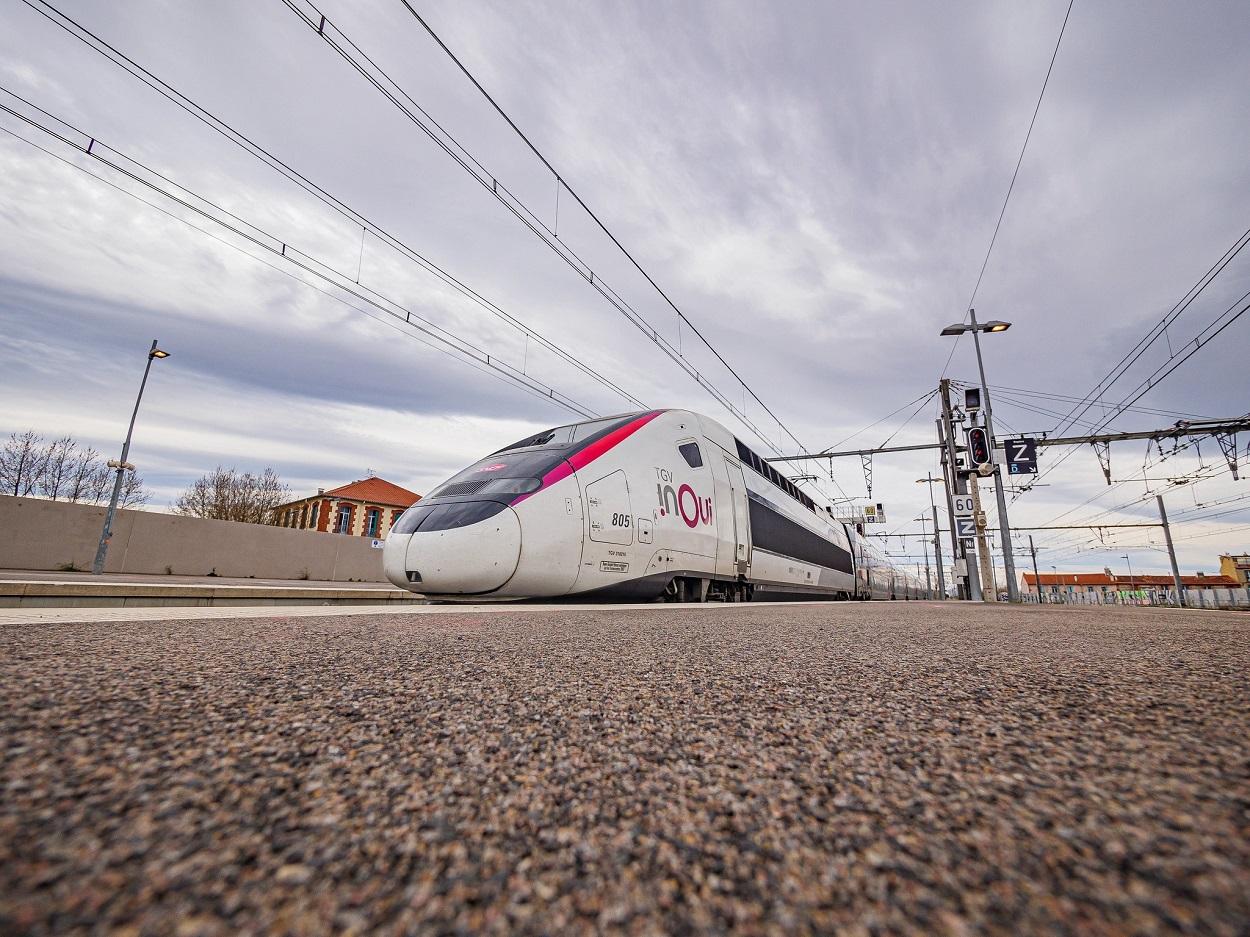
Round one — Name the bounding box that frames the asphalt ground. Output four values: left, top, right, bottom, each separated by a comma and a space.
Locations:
2, 603, 1248, 936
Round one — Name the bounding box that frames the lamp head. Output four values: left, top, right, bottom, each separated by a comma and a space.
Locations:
940, 323, 968, 336
983, 320, 1011, 333
150, 348, 170, 359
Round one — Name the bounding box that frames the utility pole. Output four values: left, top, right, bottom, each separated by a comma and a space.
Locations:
1157, 494, 1186, 607
968, 473, 996, 601
967, 309, 1019, 600
937, 419, 964, 598
939, 379, 982, 601
918, 472, 947, 599
916, 513, 933, 597
1028, 535, 1042, 602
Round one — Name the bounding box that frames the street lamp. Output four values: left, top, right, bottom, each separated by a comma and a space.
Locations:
939, 308, 1019, 601
941, 320, 1011, 336
92, 339, 170, 575
915, 474, 946, 599
1121, 553, 1136, 597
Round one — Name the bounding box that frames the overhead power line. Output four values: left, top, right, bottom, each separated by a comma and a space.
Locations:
279, 0, 848, 500
1015, 293, 1250, 497
0, 90, 601, 419
942, 0, 1076, 379
975, 382, 1213, 422
966, 0, 1076, 312
19, 0, 644, 414
1045, 223, 1250, 438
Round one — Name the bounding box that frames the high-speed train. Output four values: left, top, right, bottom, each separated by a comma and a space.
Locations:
384, 409, 930, 602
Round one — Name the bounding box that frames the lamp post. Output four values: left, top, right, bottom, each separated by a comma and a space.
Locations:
1121, 553, 1136, 604
92, 339, 170, 575
939, 309, 1019, 601
916, 474, 946, 599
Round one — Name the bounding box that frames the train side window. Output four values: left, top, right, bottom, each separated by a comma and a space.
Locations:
678, 442, 703, 468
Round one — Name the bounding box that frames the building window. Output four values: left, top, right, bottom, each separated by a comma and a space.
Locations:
365, 508, 380, 537
335, 505, 352, 534
310, 503, 319, 527
300, 505, 308, 529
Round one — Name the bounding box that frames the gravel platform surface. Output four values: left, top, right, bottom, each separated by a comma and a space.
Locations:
2, 602, 1248, 936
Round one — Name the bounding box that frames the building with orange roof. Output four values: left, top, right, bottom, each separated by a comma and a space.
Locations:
272, 476, 421, 540
1020, 568, 1241, 599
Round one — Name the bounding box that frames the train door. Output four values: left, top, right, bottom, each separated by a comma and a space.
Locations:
723, 457, 751, 576
585, 470, 633, 545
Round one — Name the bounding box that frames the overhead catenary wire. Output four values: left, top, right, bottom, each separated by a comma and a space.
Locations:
941, 0, 1075, 380
1043, 224, 1250, 438
0, 92, 601, 420
951, 380, 1212, 432
1016, 294, 1250, 498
975, 382, 1214, 422
0, 123, 583, 418
280, 0, 849, 502
19, 0, 645, 414
387, 0, 811, 439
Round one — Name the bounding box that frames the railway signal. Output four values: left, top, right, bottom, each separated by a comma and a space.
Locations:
967, 426, 992, 472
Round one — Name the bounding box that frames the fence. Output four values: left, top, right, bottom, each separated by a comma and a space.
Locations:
1020, 587, 1250, 609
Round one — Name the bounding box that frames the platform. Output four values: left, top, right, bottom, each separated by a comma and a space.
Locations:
0, 568, 422, 608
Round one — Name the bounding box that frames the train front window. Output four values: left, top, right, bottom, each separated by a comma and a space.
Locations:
570, 417, 623, 442
391, 500, 507, 533
418, 501, 508, 531
495, 413, 640, 454
495, 425, 575, 453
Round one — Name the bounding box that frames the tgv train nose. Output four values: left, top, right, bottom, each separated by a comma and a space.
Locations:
388, 501, 521, 595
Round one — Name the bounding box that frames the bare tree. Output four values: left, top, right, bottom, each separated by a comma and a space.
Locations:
37, 436, 76, 500
118, 468, 150, 508
65, 446, 104, 503
0, 431, 152, 507
0, 430, 48, 496
173, 466, 290, 524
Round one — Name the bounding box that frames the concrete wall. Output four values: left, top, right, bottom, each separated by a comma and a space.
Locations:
0, 496, 386, 581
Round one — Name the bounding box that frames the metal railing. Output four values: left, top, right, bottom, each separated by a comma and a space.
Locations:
1020, 587, 1250, 609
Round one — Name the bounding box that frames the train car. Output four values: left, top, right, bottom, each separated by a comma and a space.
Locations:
383, 409, 921, 602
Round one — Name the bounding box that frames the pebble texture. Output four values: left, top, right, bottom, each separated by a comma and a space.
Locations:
2, 603, 1248, 935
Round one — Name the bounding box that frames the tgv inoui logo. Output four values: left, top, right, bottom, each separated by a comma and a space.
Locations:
655, 467, 712, 528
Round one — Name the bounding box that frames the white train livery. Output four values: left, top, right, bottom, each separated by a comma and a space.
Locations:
384, 409, 929, 602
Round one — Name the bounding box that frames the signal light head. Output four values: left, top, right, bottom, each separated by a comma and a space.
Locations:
967, 427, 991, 467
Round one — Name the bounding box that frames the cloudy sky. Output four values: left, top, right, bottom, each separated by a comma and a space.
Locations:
2, 0, 1248, 580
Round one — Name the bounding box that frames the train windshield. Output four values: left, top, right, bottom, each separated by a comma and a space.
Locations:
403, 413, 650, 515
421, 449, 565, 503
493, 415, 629, 454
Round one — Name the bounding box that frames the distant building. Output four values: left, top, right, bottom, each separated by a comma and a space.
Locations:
1219, 553, 1250, 587
272, 476, 421, 539
1020, 567, 1241, 598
